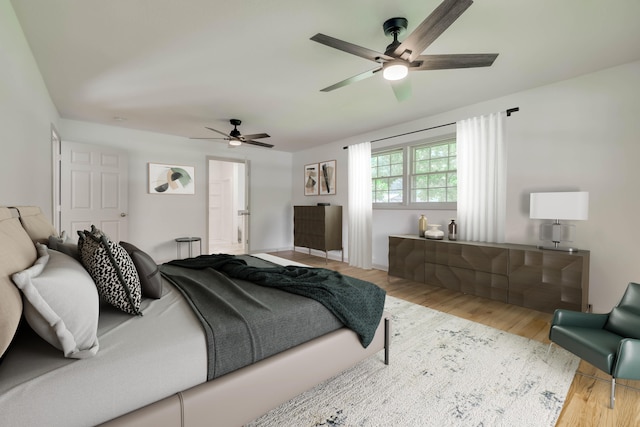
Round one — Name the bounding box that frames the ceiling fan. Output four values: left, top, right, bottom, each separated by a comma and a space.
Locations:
191, 119, 274, 148
310, 0, 498, 101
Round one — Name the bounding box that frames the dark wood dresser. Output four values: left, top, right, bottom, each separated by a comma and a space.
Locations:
388, 235, 590, 313
294, 205, 343, 262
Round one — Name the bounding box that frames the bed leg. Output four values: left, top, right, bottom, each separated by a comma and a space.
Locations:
384, 318, 390, 365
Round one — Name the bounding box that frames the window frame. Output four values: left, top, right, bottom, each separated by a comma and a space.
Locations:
372, 134, 457, 211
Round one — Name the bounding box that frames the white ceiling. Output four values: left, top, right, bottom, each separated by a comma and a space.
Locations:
11, 0, 640, 152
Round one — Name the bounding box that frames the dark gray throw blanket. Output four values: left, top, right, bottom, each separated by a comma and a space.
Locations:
165, 254, 386, 348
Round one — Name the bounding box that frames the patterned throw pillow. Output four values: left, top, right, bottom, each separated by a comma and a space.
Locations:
78, 226, 142, 315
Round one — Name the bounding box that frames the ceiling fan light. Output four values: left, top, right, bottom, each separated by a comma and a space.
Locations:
383, 61, 409, 81
228, 139, 242, 147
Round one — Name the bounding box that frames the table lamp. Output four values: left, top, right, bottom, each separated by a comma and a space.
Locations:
529, 191, 589, 252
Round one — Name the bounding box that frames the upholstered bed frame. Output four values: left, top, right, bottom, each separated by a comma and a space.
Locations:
104, 315, 390, 426
0, 206, 390, 427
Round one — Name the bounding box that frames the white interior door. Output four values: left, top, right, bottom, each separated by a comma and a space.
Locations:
60, 141, 129, 242
208, 157, 249, 255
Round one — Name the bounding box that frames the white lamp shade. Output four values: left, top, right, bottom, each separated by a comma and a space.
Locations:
530, 191, 589, 220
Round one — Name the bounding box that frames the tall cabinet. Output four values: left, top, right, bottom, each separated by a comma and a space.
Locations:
294, 205, 343, 262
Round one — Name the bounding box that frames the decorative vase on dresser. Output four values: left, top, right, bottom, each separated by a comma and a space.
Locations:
418, 215, 427, 237
425, 224, 444, 240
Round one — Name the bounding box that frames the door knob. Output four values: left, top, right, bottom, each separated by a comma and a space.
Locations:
120, 213, 127, 217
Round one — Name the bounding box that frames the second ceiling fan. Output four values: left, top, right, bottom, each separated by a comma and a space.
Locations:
310, 0, 498, 101
192, 119, 274, 148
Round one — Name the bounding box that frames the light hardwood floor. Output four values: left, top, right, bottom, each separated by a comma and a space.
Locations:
268, 250, 640, 427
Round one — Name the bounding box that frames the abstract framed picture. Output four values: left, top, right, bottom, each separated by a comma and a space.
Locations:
148, 163, 195, 195
318, 160, 336, 195
304, 163, 319, 196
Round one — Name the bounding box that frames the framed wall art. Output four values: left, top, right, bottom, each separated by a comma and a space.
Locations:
319, 160, 336, 195
304, 163, 319, 195
148, 163, 195, 195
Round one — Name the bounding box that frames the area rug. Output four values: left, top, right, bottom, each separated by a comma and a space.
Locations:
247, 296, 579, 427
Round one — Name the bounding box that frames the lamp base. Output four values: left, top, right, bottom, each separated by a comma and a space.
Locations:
537, 245, 580, 253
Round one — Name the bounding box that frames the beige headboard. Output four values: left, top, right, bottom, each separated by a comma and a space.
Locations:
13, 206, 58, 244
0, 206, 59, 359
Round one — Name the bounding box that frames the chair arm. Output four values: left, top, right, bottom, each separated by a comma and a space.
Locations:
551, 309, 609, 328
613, 338, 640, 380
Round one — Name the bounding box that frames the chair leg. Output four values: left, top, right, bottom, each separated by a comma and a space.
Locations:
610, 377, 616, 409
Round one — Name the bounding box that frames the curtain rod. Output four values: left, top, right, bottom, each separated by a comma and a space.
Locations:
343, 107, 519, 149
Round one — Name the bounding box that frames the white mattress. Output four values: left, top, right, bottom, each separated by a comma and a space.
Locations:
0, 278, 206, 427
0, 253, 297, 427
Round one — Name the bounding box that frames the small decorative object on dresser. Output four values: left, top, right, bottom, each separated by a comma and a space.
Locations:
425, 224, 444, 240
418, 215, 427, 237
448, 219, 457, 240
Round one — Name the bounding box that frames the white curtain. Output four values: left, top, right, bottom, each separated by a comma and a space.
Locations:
348, 141, 372, 269
456, 112, 507, 243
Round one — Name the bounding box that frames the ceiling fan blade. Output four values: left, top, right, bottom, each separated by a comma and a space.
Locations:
390, 78, 412, 102
411, 53, 498, 70
320, 67, 380, 92
311, 33, 392, 63
244, 139, 274, 148
190, 137, 229, 140
205, 126, 231, 138
241, 133, 270, 140
394, 0, 473, 62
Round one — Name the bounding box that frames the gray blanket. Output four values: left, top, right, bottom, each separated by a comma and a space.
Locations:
160, 255, 385, 380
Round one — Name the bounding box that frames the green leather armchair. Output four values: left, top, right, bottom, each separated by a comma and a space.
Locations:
549, 281, 640, 409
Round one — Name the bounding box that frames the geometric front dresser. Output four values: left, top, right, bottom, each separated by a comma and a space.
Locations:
388, 235, 589, 313
508, 248, 589, 313
388, 236, 425, 283
424, 239, 509, 303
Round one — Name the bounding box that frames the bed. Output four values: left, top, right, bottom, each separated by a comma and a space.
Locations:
0, 206, 390, 427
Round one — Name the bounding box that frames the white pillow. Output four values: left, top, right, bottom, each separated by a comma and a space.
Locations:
12, 243, 100, 358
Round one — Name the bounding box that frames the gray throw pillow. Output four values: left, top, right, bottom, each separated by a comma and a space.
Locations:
78, 226, 142, 315
48, 230, 80, 260
119, 241, 163, 299
12, 244, 100, 358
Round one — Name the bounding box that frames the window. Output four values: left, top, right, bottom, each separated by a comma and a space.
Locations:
371, 148, 404, 203
372, 137, 456, 209
411, 140, 457, 203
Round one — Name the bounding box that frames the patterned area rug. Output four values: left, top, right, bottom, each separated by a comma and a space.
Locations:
248, 296, 579, 427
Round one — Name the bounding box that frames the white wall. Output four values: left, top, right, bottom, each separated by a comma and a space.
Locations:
292, 60, 640, 313
0, 0, 59, 212
59, 120, 293, 263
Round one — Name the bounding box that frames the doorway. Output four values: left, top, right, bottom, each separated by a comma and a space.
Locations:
208, 157, 249, 255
